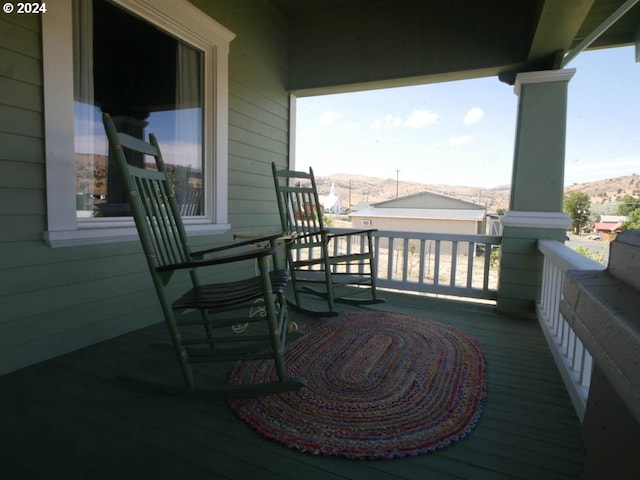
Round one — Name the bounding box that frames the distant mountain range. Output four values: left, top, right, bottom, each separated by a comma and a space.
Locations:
77, 152, 638, 215
315, 173, 640, 214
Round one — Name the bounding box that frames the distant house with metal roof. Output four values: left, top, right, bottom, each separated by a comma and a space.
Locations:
350, 191, 487, 235
350, 192, 487, 257
593, 215, 628, 234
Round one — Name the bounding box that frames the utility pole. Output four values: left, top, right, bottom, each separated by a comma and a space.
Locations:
396, 169, 399, 197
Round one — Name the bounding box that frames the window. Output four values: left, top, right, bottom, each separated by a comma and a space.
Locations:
42, 0, 235, 247
75, 0, 205, 219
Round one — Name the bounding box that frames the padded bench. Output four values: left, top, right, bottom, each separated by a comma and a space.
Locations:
560, 230, 640, 480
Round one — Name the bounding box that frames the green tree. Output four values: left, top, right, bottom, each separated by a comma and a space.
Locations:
563, 191, 591, 234
616, 195, 640, 231
617, 195, 640, 216
620, 208, 640, 231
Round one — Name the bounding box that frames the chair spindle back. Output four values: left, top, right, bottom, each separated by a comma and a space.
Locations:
102, 113, 191, 276
272, 164, 325, 240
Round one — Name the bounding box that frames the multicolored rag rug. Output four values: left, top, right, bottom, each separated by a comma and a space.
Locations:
227, 311, 487, 460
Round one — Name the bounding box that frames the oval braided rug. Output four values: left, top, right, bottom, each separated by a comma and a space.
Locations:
227, 311, 487, 460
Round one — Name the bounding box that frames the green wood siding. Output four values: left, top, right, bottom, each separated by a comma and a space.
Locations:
192, 0, 291, 234
0, 0, 290, 375
497, 227, 566, 317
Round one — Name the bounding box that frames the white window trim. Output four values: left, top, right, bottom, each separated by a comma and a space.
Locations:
42, 0, 235, 247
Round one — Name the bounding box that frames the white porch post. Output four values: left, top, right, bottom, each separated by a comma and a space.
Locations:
497, 69, 575, 317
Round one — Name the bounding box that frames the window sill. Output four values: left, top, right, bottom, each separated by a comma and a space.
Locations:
44, 221, 231, 248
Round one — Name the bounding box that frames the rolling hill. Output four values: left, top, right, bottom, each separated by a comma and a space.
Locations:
315, 173, 640, 214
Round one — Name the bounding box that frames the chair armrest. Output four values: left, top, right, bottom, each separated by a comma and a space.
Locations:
287, 229, 376, 241
289, 230, 329, 240
157, 246, 276, 272
327, 228, 377, 239
191, 232, 285, 259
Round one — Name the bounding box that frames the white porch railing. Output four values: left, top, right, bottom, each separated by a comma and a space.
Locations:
330, 228, 502, 300
537, 239, 606, 421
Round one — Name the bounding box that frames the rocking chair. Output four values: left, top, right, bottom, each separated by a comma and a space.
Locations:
102, 113, 305, 398
271, 162, 384, 316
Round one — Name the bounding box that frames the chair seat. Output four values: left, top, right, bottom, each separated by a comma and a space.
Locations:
173, 270, 290, 310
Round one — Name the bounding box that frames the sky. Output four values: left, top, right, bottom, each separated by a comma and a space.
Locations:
294, 46, 640, 189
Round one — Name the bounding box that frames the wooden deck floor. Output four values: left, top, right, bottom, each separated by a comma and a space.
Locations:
0, 291, 585, 479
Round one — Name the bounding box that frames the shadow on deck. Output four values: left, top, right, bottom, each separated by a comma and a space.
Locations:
0, 291, 585, 479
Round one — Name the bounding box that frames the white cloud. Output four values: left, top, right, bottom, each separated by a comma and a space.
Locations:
447, 135, 475, 146
464, 107, 484, 125
404, 109, 439, 128
300, 129, 320, 140
372, 114, 403, 129
372, 110, 438, 129
319, 111, 343, 126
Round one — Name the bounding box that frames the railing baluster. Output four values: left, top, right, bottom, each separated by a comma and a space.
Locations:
573, 337, 584, 373
374, 236, 382, 279
450, 241, 458, 286
466, 241, 474, 289
434, 240, 441, 287
536, 239, 605, 422
359, 234, 366, 274
325, 228, 501, 300
387, 237, 394, 281
402, 238, 409, 282
418, 239, 426, 286
539, 256, 549, 315
581, 350, 593, 389
484, 245, 492, 291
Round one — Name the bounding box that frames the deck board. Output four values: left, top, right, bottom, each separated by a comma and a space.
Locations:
0, 291, 585, 479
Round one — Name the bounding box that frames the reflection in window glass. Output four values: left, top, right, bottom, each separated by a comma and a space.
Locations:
73, 0, 203, 218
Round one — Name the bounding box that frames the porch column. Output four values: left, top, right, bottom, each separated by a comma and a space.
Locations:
497, 69, 575, 317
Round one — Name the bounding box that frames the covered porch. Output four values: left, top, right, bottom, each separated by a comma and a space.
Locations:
0, 289, 584, 480
2, 1, 639, 478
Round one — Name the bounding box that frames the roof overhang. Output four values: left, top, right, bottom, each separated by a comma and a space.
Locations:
269, 0, 640, 93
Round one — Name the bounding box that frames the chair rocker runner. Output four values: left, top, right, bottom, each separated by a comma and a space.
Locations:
272, 162, 384, 316
102, 113, 305, 398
